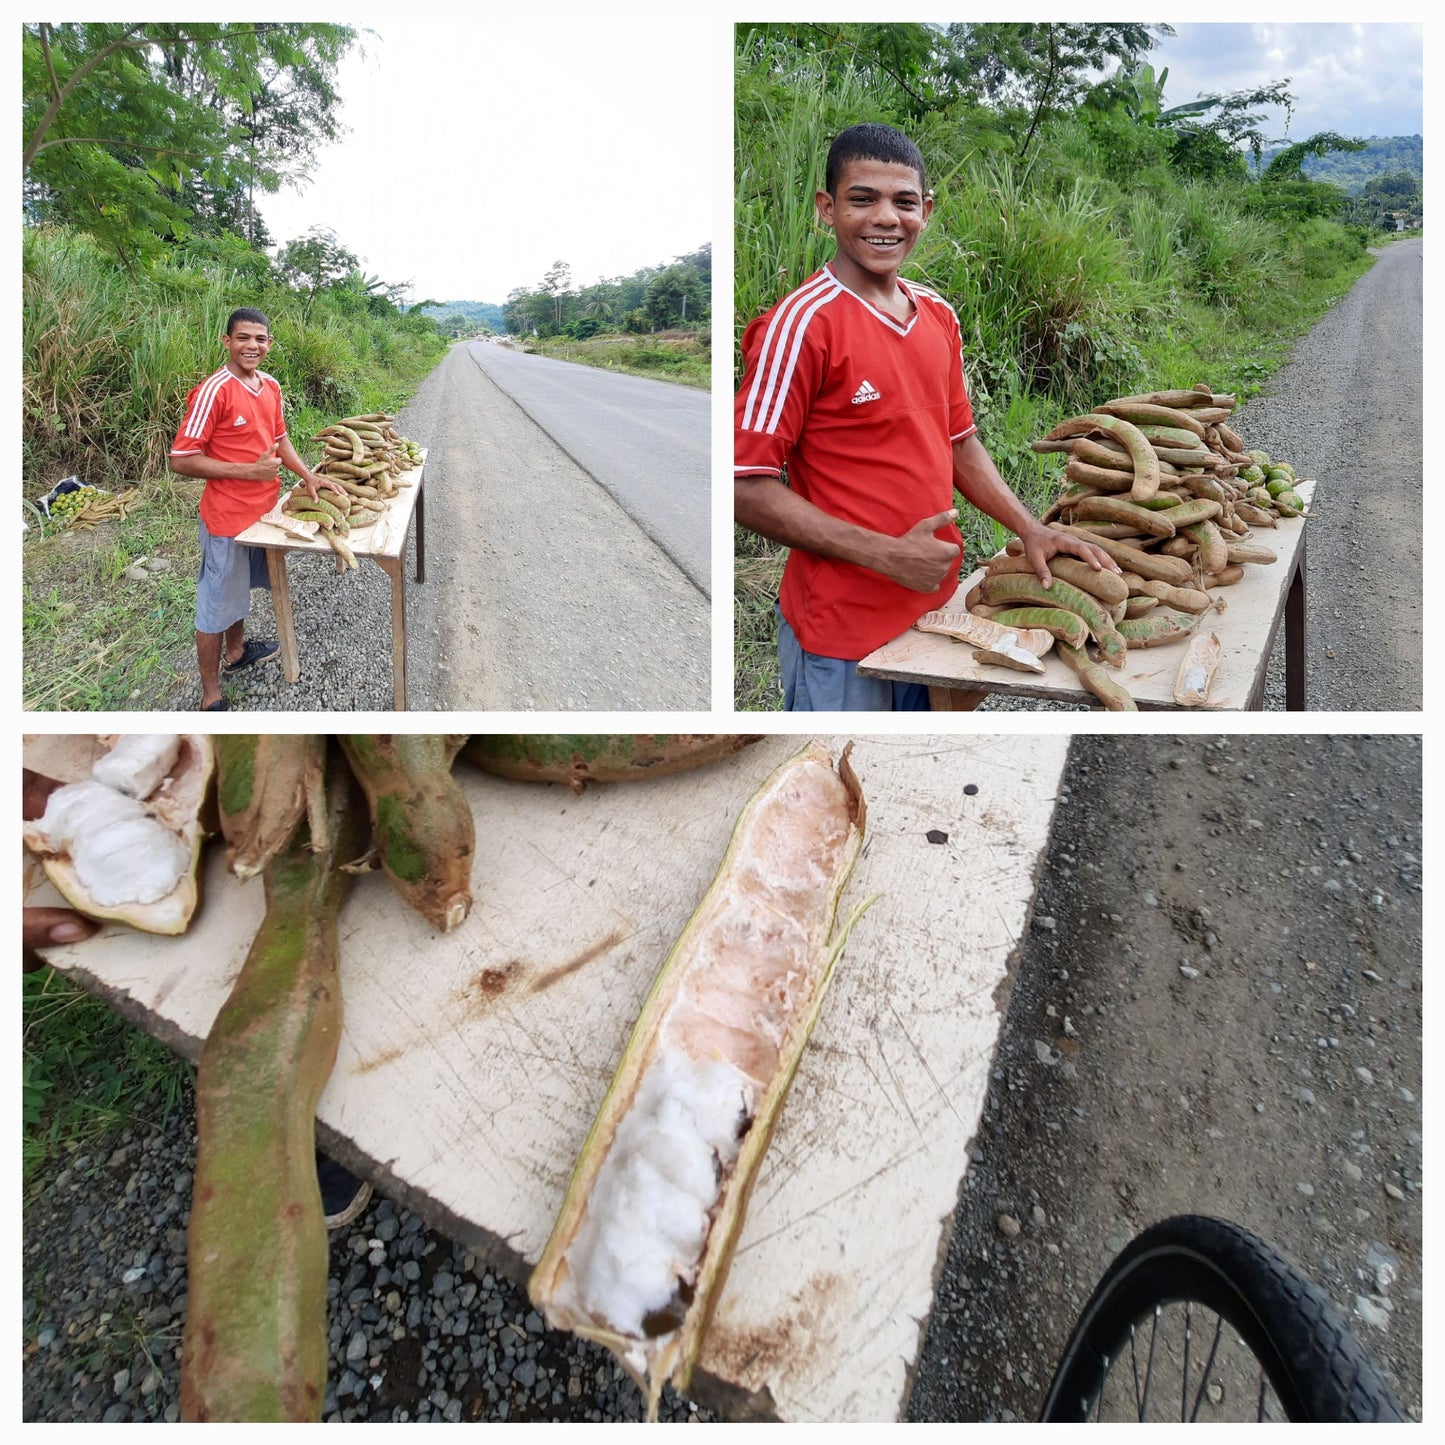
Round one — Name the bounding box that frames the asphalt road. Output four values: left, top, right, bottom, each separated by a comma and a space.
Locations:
465, 341, 711, 596
395, 344, 710, 711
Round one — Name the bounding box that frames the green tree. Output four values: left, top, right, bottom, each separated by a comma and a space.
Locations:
544, 260, 575, 329
276, 226, 358, 316
22, 22, 358, 264
945, 23, 1168, 162
643, 266, 707, 329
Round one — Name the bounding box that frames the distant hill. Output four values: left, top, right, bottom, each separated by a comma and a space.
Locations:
414, 300, 506, 333
1260, 135, 1422, 193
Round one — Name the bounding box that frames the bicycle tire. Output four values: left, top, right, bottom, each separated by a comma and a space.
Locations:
1041, 1215, 1404, 1422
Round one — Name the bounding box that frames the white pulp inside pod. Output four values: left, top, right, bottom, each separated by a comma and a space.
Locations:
553, 756, 855, 1343
91, 734, 182, 800
35, 736, 189, 906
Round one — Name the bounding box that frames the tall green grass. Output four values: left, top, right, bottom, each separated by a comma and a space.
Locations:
22, 226, 446, 490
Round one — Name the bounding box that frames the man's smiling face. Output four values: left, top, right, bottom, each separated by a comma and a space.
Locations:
222, 321, 272, 377
816, 157, 932, 290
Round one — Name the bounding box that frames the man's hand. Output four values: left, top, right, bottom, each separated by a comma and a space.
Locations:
879, 510, 963, 593
24, 908, 99, 973
1018, 519, 1122, 589
238, 444, 282, 482
302, 472, 348, 504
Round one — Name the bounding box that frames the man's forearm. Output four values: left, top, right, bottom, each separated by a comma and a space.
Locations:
735, 475, 897, 573
169, 455, 268, 482
735, 475, 961, 593
277, 436, 313, 481
952, 433, 1042, 540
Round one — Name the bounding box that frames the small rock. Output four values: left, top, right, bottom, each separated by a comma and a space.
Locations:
1035, 916, 1056, 932
997, 1213, 1022, 1239
1179, 965, 1200, 979
1384, 1182, 1405, 1201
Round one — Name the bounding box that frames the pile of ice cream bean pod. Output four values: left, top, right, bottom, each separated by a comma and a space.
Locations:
959, 385, 1312, 709
280, 414, 423, 572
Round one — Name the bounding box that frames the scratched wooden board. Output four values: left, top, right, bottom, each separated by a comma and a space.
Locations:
859, 477, 1314, 710
23, 733, 1069, 1422
234, 448, 425, 560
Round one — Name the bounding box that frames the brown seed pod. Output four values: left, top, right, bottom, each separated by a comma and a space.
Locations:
338, 735, 474, 932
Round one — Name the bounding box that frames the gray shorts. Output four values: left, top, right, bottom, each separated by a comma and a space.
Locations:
777, 606, 931, 712
194, 519, 270, 633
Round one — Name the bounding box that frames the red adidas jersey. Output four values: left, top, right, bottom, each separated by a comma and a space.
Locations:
170, 366, 287, 537
735, 265, 977, 659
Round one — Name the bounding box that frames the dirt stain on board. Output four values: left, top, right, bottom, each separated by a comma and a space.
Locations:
465, 961, 524, 1010
529, 926, 630, 993
705, 1271, 845, 1385
352, 1045, 405, 1075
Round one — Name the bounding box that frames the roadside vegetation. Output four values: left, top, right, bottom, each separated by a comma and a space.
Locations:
22, 24, 447, 710
501, 247, 711, 387
734, 23, 1383, 708
23, 965, 193, 1197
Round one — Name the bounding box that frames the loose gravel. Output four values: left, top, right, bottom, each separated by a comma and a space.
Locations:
908, 734, 1422, 1422
23, 1110, 710, 1423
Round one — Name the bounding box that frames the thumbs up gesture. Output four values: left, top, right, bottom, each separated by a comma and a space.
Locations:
242, 444, 282, 481
882, 510, 962, 592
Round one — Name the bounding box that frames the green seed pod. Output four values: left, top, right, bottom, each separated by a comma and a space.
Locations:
215, 735, 329, 880
338, 735, 474, 932
181, 748, 368, 1421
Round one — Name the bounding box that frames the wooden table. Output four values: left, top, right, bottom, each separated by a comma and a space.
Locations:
234, 451, 427, 710
859, 477, 1314, 711
24, 732, 1069, 1422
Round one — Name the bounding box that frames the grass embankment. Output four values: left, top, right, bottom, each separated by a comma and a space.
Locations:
521, 329, 710, 389
732, 47, 1376, 710
23, 965, 192, 1196
22, 226, 446, 710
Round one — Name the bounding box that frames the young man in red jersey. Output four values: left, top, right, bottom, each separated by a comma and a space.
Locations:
735, 123, 1118, 710
169, 308, 345, 711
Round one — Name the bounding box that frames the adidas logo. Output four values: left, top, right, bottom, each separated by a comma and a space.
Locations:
850, 379, 881, 405
232, 414, 247, 426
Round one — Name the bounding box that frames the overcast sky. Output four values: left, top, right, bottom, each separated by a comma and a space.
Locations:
256, 22, 713, 305
1146, 23, 1422, 143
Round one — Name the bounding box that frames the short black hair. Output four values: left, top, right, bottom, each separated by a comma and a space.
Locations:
225, 307, 270, 335
825, 123, 927, 196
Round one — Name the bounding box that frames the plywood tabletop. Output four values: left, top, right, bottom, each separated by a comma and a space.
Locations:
859, 478, 1314, 710
236, 449, 425, 561
24, 733, 1070, 1421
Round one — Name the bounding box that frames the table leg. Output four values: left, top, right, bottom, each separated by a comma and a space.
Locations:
414, 472, 426, 584
1284, 548, 1306, 711
265, 549, 300, 684
929, 686, 990, 711
377, 555, 407, 711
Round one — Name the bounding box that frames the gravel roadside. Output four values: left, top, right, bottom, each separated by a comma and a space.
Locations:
907, 733, 1422, 1421
23, 735, 1420, 1421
